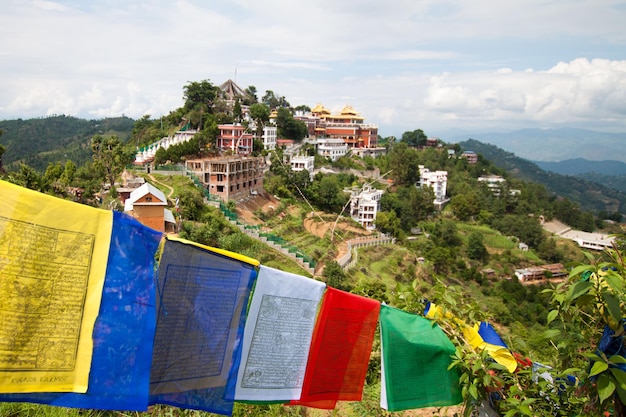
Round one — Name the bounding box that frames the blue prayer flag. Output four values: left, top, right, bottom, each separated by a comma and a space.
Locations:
148, 237, 259, 416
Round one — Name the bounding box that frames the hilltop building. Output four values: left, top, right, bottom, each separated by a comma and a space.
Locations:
295, 104, 383, 159
216, 124, 254, 155
347, 185, 385, 230
262, 125, 277, 150
290, 155, 315, 180
185, 154, 265, 202
316, 137, 349, 161
461, 151, 478, 164
542, 219, 616, 251
134, 127, 197, 165
418, 165, 449, 209
478, 175, 521, 196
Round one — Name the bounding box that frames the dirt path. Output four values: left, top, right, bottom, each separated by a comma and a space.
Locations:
147, 174, 175, 204
232, 192, 375, 264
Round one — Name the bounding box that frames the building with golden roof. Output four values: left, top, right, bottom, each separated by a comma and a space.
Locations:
296, 104, 378, 149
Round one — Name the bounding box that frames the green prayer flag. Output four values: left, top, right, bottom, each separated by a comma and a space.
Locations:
380, 304, 462, 411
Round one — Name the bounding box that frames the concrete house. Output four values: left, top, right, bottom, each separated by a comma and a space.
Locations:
124, 183, 176, 233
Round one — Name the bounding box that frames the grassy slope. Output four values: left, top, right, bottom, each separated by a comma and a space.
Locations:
4, 173, 588, 417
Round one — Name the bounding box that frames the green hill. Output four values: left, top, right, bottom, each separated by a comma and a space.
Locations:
460, 138, 626, 214
0, 115, 134, 172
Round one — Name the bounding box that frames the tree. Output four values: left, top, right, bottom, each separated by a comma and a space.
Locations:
294, 105, 311, 113
244, 85, 258, 104
91, 135, 133, 191
262, 90, 290, 109
153, 146, 169, 165
183, 80, 218, 112
250, 103, 271, 138
44, 162, 64, 185
432, 220, 462, 247
451, 192, 482, 221
400, 129, 428, 147
9, 164, 45, 191
546, 247, 626, 415
374, 210, 401, 237
380, 185, 434, 231
323, 260, 348, 290
60, 160, 77, 186
310, 175, 348, 212
289, 169, 311, 195
491, 214, 545, 248
275, 107, 307, 141
427, 246, 452, 275
176, 187, 205, 221
233, 99, 243, 122
466, 232, 488, 262
385, 142, 421, 186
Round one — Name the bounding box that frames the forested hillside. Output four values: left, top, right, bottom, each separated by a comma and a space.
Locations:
460, 139, 626, 215
4, 77, 626, 416
0, 115, 134, 171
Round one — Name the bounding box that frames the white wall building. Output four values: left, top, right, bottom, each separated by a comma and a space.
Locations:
347, 185, 384, 230
290, 155, 315, 179
317, 137, 348, 161
478, 175, 521, 196
262, 125, 277, 151
134, 129, 197, 164
418, 165, 449, 208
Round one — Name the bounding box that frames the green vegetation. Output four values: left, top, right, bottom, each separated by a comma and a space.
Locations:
2, 78, 626, 416
462, 138, 626, 217
0, 115, 134, 172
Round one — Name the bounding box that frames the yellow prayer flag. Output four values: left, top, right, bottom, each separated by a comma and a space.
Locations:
0, 180, 112, 393
425, 302, 517, 373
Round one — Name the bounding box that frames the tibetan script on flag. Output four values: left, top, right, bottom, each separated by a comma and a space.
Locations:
0, 180, 112, 393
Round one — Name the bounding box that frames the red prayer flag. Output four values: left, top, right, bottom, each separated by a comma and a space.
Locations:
290, 288, 381, 409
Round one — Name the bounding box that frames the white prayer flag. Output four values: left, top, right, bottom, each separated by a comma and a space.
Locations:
234, 265, 326, 401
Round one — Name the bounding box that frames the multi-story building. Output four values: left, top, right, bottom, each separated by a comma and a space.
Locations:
216, 124, 255, 155
347, 185, 384, 230
262, 125, 277, 150
290, 155, 315, 179
418, 165, 449, 208
306, 104, 378, 149
185, 154, 265, 201
461, 151, 478, 164
316, 138, 349, 161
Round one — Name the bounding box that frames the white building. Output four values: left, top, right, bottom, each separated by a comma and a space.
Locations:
478, 175, 521, 196
262, 125, 277, 151
347, 185, 384, 230
418, 165, 449, 208
478, 174, 506, 190
290, 155, 315, 179
134, 128, 198, 164
317, 137, 348, 161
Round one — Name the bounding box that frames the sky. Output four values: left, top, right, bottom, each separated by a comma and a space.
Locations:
1, 0, 625, 139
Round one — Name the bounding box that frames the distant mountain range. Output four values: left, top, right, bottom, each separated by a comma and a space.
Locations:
533, 158, 626, 176
449, 127, 626, 163
459, 139, 626, 214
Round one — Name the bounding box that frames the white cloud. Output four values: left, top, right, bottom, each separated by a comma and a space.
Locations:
420, 59, 626, 131
0, 0, 625, 137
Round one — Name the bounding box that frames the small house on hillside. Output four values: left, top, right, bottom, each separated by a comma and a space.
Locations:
124, 183, 176, 233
